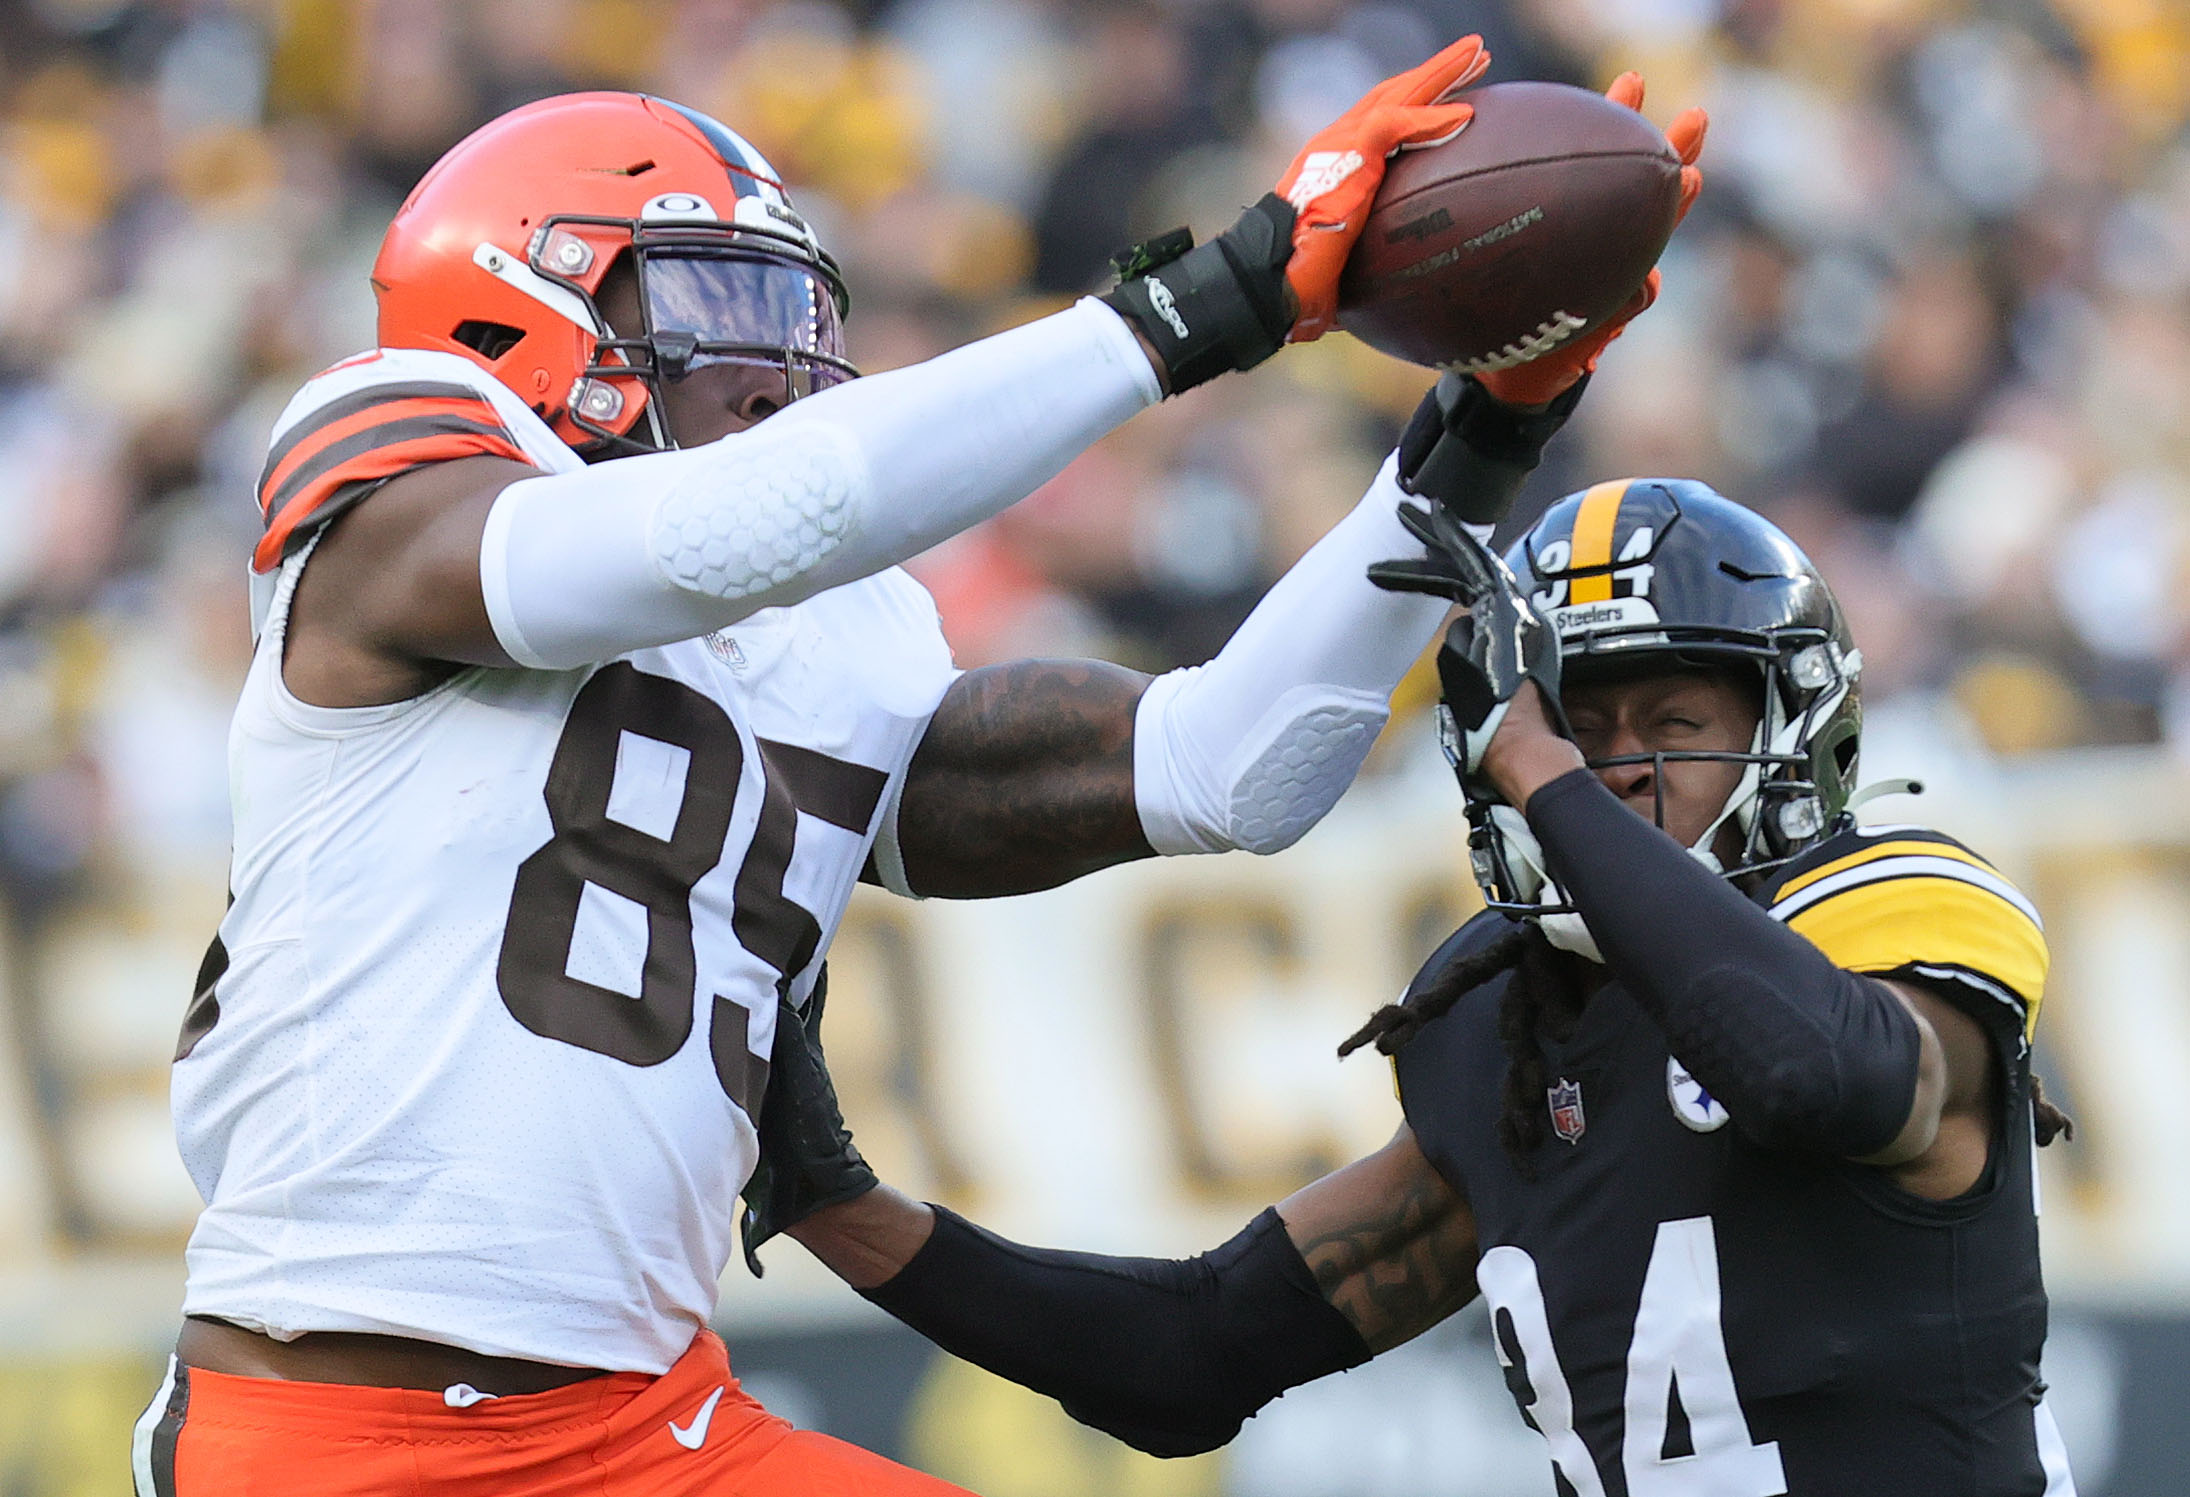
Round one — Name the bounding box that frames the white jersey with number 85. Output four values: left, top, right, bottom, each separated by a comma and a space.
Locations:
175, 350, 957, 1373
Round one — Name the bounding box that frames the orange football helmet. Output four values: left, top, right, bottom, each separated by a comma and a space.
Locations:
372, 92, 853, 453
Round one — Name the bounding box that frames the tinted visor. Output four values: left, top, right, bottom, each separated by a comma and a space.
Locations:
639, 250, 849, 387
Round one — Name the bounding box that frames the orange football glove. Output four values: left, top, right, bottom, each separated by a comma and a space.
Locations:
1276, 34, 1491, 343
1475, 73, 1707, 408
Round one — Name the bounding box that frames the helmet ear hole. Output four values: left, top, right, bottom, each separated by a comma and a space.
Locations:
452, 319, 526, 360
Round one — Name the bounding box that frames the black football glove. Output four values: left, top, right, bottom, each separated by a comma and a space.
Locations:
739, 966, 879, 1277
1369, 500, 1566, 788
1395, 370, 1590, 529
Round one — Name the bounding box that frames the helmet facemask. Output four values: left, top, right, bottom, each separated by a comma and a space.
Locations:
1445, 480, 1865, 960
1456, 633, 1857, 896
1560, 629, 1858, 876
532, 211, 856, 454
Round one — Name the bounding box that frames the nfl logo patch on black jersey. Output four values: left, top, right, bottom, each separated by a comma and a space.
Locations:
1547, 1077, 1585, 1144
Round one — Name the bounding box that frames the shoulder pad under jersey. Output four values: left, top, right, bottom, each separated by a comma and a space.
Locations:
1759, 823, 2049, 1043
253, 348, 569, 573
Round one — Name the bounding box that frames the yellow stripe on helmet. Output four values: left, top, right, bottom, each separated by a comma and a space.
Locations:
1566, 480, 1629, 604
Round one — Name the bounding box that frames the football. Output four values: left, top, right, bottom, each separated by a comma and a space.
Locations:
1337, 80, 1683, 372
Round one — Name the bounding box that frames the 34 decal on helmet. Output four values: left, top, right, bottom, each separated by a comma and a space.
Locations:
1525, 476, 1671, 635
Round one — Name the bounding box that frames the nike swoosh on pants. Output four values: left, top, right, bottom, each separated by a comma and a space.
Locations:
668, 1385, 726, 1451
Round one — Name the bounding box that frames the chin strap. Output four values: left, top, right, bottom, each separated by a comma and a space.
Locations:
1480, 804, 1600, 960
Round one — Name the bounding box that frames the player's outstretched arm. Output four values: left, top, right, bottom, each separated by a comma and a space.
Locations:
286, 300, 1164, 700
751, 988, 1476, 1453
883, 374, 1587, 898
287, 41, 1513, 707
1273, 1125, 1483, 1354
795, 1128, 1475, 1455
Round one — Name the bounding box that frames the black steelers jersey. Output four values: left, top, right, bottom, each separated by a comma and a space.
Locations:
1395, 824, 2074, 1497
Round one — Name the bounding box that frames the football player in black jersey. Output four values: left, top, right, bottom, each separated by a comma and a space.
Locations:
753, 480, 2078, 1497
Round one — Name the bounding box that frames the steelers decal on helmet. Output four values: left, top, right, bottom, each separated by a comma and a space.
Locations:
254, 380, 532, 572
1525, 479, 1677, 638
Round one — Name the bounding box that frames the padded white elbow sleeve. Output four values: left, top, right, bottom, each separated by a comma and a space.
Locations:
1133, 454, 1458, 856
481, 298, 1160, 669
650, 425, 859, 600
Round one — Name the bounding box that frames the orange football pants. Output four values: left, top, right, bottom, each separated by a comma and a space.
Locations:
133, 1327, 977, 1496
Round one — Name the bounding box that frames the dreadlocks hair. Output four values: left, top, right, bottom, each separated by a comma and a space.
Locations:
2031, 1072, 2074, 1147
1338, 923, 1532, 1060
1339, 920, 1588, 1176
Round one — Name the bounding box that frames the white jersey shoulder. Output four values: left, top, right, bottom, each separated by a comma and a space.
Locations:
250, 349, 578, 635
271, 346, 576, 468
191, 357, 958, 1372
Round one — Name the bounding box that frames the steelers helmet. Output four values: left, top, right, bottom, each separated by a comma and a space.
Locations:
1465, 478, 1862, 911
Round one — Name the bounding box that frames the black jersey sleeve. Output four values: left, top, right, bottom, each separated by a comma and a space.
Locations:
1528, 770, 1926, 1158
861, 1206, 1369, 1456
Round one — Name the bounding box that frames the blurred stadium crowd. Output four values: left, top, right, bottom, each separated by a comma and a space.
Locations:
0, 0, 2183, 1244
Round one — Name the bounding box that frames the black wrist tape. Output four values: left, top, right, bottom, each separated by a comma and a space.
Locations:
1525, 770, 1922, 1157
1399, 374, 1589, 527
862, 1205, 1368, 1456
1101, 194, 1296, 395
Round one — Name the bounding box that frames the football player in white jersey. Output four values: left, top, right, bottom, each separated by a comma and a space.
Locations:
135, 50, 1701, 1497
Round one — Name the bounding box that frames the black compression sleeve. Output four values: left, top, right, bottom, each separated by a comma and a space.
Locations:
860, 1206, 1369, 1457
1525, 769, 1923, 1156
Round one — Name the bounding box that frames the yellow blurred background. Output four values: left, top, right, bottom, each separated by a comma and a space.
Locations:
0, 0, 2187, 1492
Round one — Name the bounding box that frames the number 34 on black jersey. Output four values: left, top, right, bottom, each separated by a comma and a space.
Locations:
1398, 823, 2073, 1496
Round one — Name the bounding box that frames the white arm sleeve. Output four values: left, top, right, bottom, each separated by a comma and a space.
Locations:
479, 298, 1162, 669
1134, 453, 1481, 856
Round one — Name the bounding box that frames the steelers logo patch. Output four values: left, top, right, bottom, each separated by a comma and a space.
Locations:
1667, 1057, 1730, 1133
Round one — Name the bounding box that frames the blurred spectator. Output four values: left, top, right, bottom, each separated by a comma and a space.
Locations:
1812, 249, 2004, 523
1030, 1, 1219, 293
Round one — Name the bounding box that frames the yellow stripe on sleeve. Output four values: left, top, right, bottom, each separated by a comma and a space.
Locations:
1566, 480, 1628, 604
1786, 877, 2049, 1039
1773, 838, 2003, 902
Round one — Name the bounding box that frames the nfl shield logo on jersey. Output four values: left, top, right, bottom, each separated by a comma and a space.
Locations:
1547, 1077, 1586, 1144
1667, 1056, 1731, 1132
